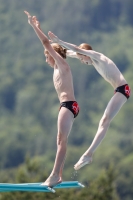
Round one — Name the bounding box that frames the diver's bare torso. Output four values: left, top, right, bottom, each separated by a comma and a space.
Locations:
67, 50, 127, 89
53, 64, 76, 103
89, 54, 127, 89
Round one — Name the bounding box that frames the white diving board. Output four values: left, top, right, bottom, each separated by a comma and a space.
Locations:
0, 181, 84, 193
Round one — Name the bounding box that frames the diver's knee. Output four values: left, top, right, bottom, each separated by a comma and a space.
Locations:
57, 132, 68, 145
100, 115, 110, 127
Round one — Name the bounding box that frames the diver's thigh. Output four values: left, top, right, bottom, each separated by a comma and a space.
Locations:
58, 107, 74, 136
104, 92, 127, 121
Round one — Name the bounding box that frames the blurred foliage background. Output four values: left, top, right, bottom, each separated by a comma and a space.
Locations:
0, 0, 133, 199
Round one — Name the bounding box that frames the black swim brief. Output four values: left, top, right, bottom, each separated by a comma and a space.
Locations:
60, 101, 79, 118
115, 84, 131, 99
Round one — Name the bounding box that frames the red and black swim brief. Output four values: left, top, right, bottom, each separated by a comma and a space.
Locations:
60, 101, 79, 118
115, 84, 131, 99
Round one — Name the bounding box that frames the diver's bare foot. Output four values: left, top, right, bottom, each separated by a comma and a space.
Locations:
74, 155, 92, 170
41, 174, 62, 187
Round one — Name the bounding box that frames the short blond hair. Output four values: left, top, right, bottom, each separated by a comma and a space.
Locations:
51, 43, 67, 59
78, 43, 92, 50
